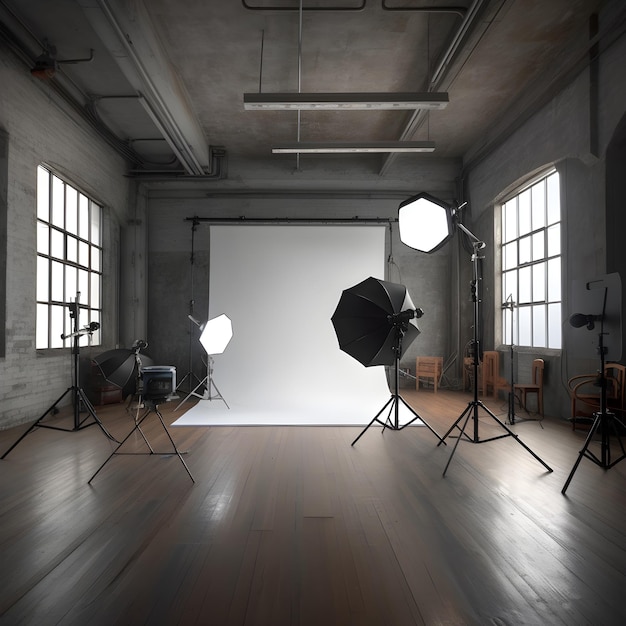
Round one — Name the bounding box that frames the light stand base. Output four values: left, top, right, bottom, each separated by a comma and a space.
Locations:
88, 400, 194, 484
439, 398, 553, 476
351, 393, 444, 446
175, 373, 228, 411
562, 411, 626, 494
1, 386, 117, 459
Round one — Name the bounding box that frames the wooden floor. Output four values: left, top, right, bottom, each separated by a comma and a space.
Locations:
0, 390, 625, 625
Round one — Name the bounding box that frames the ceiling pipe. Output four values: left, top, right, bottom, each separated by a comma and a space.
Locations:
242, 0, 366, 11
379, 0, 489, 175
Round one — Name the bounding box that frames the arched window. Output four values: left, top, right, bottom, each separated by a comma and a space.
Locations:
501, 170, 561, 349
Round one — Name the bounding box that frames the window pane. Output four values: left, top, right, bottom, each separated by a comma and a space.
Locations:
547, 258, 561, 302
503, 270, 517, 305
66, 187, 78, 235
91, 245, 101, 272
36, 304, 49, 349
79, 269, 89, 300
519, 307, 531, 346
532, 262, 546, 302
79, 240, 90, 267
91, 273, 101, 309
518, 189, 531, 235
67, 235, 78, 264
531, 181, 546, 229
50, 305, 65, 348
65, 266, 77, 303
547, 172, 560, 225
547, 224, 560, 256
532, 305, 546, 346
37, 167, 49, 221
79, 194, 89, 240
50, 228, 64, 260
91, 202, 101, 246
37, 257, 49, 301
51, 175, 65, 228
51, 260, 64, 302
548, 303, 562, 349
519, 266, 532, 303
531, 231, 544, 261
519, 235, 531, 265
503, 242, 517, 270
37, 221, 49, 254
503, 200, 517, 243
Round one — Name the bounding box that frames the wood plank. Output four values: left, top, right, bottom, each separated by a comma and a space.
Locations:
0, 392, 625, 625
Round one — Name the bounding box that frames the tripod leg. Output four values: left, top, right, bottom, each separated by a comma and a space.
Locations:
351, 397, 394, 446
443, 408, 473, 476
397, 395, 444, 443
438, 402, 473, 447
477, 400, 553, 472
153, 408, 195, 482
1, 388, 72, 459
562, 413, 601, 494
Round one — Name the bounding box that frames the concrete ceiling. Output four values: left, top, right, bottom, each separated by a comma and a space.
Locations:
0, 0, 606, 188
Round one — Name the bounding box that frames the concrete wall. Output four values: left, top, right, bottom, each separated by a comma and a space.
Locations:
0, 41, 129, 429
462, 2, 626, 420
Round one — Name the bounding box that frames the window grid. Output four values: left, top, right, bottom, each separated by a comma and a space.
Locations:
501, 171, 561, 349
36, 165, 102, 349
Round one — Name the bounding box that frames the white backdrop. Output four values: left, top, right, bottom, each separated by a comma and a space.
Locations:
174, 224, 418, 425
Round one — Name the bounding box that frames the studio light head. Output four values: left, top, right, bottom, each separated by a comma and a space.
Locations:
398, 192, 455, 253
569, 313, 601, 330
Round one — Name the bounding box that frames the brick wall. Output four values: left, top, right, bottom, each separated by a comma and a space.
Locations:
0, 43, 129, 429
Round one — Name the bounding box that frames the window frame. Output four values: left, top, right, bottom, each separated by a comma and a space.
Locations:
36, 165, 103, 350
500, 169, 562, 351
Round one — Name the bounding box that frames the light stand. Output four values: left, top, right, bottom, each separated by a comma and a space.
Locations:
397, 193, 552, 476
352, 309, 444, 446
503, 294, 517, 424
88, 397, 194, 484
562, 279, 625, 494
175, 314, 232, 411
2, 296, 117, 459
438, 228, 552, 475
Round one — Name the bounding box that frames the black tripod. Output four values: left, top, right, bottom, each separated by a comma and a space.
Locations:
438, 234, 553, 476
2, 300, 116, 459
351, 313, 444, 446
562, 300, 626, 494
88, 397, 195, 484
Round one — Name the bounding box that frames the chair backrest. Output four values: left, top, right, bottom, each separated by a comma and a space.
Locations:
605, 363, 626, 408
483, 351, 499, 377
532, 358, 544, 386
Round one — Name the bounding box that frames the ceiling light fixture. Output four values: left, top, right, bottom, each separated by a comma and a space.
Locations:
244, 92, 449, 111
272, 141, 435, 154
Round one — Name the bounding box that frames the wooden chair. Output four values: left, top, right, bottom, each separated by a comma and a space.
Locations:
480, 351, 508, 398
514, 358, 544, 417
415, 356, 443, 392
569, 363, 626, 430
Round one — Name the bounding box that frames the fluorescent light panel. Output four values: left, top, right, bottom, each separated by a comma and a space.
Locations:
244, 92, 448, 110
272, 142, 435, 153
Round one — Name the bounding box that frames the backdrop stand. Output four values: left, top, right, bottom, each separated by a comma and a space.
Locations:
177, 218, 204, 396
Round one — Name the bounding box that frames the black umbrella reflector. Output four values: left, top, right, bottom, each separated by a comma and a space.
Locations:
331, 276, 421, 367
94, 348, 154, 398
